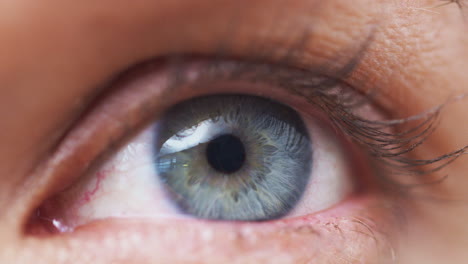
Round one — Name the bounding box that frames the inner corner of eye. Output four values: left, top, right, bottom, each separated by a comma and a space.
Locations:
27, 94, 361, 234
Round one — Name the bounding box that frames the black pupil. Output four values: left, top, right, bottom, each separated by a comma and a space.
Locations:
206, 134, 246, 174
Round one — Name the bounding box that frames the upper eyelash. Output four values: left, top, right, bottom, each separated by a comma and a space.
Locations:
164, 50, 467, 193
292, 78, 466, 190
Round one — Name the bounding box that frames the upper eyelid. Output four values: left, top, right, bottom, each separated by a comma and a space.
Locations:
17, 1, 394, 158
51, 1, 435, 135
29, 31, 370, 166
50, 2, 381, 130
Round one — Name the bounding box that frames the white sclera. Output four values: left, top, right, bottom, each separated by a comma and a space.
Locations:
54, 115, 354, 229
287, 116, 354, 218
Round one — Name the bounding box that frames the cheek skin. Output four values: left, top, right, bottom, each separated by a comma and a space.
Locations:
14, 198, 400, 264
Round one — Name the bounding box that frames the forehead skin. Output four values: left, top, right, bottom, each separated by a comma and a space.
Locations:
0, 0, 467, 263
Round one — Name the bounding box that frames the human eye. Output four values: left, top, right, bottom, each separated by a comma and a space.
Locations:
5, 1, 467, 263
28, 60, 364, 228
23, 53, 455, 257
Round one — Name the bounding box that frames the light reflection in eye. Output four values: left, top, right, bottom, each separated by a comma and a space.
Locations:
159, 120, 214, 154
34, 92, 355, 231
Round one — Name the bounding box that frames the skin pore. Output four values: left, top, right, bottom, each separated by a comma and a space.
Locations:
0, 0, 467, 263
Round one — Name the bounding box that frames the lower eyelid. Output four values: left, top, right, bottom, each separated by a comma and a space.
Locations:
21, 198, 400, 264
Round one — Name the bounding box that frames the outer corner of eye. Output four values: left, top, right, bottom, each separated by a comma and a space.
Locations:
27, 91, 369, 235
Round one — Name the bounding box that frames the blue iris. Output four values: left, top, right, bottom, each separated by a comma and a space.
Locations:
155, 95, 312, 221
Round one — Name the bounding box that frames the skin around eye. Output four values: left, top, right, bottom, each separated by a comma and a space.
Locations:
16, 45, 465, 264
1, 1, 467, 264
32, 93, 356, 231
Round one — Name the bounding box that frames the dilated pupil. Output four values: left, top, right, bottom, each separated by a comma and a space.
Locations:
206, 134, 246, 174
